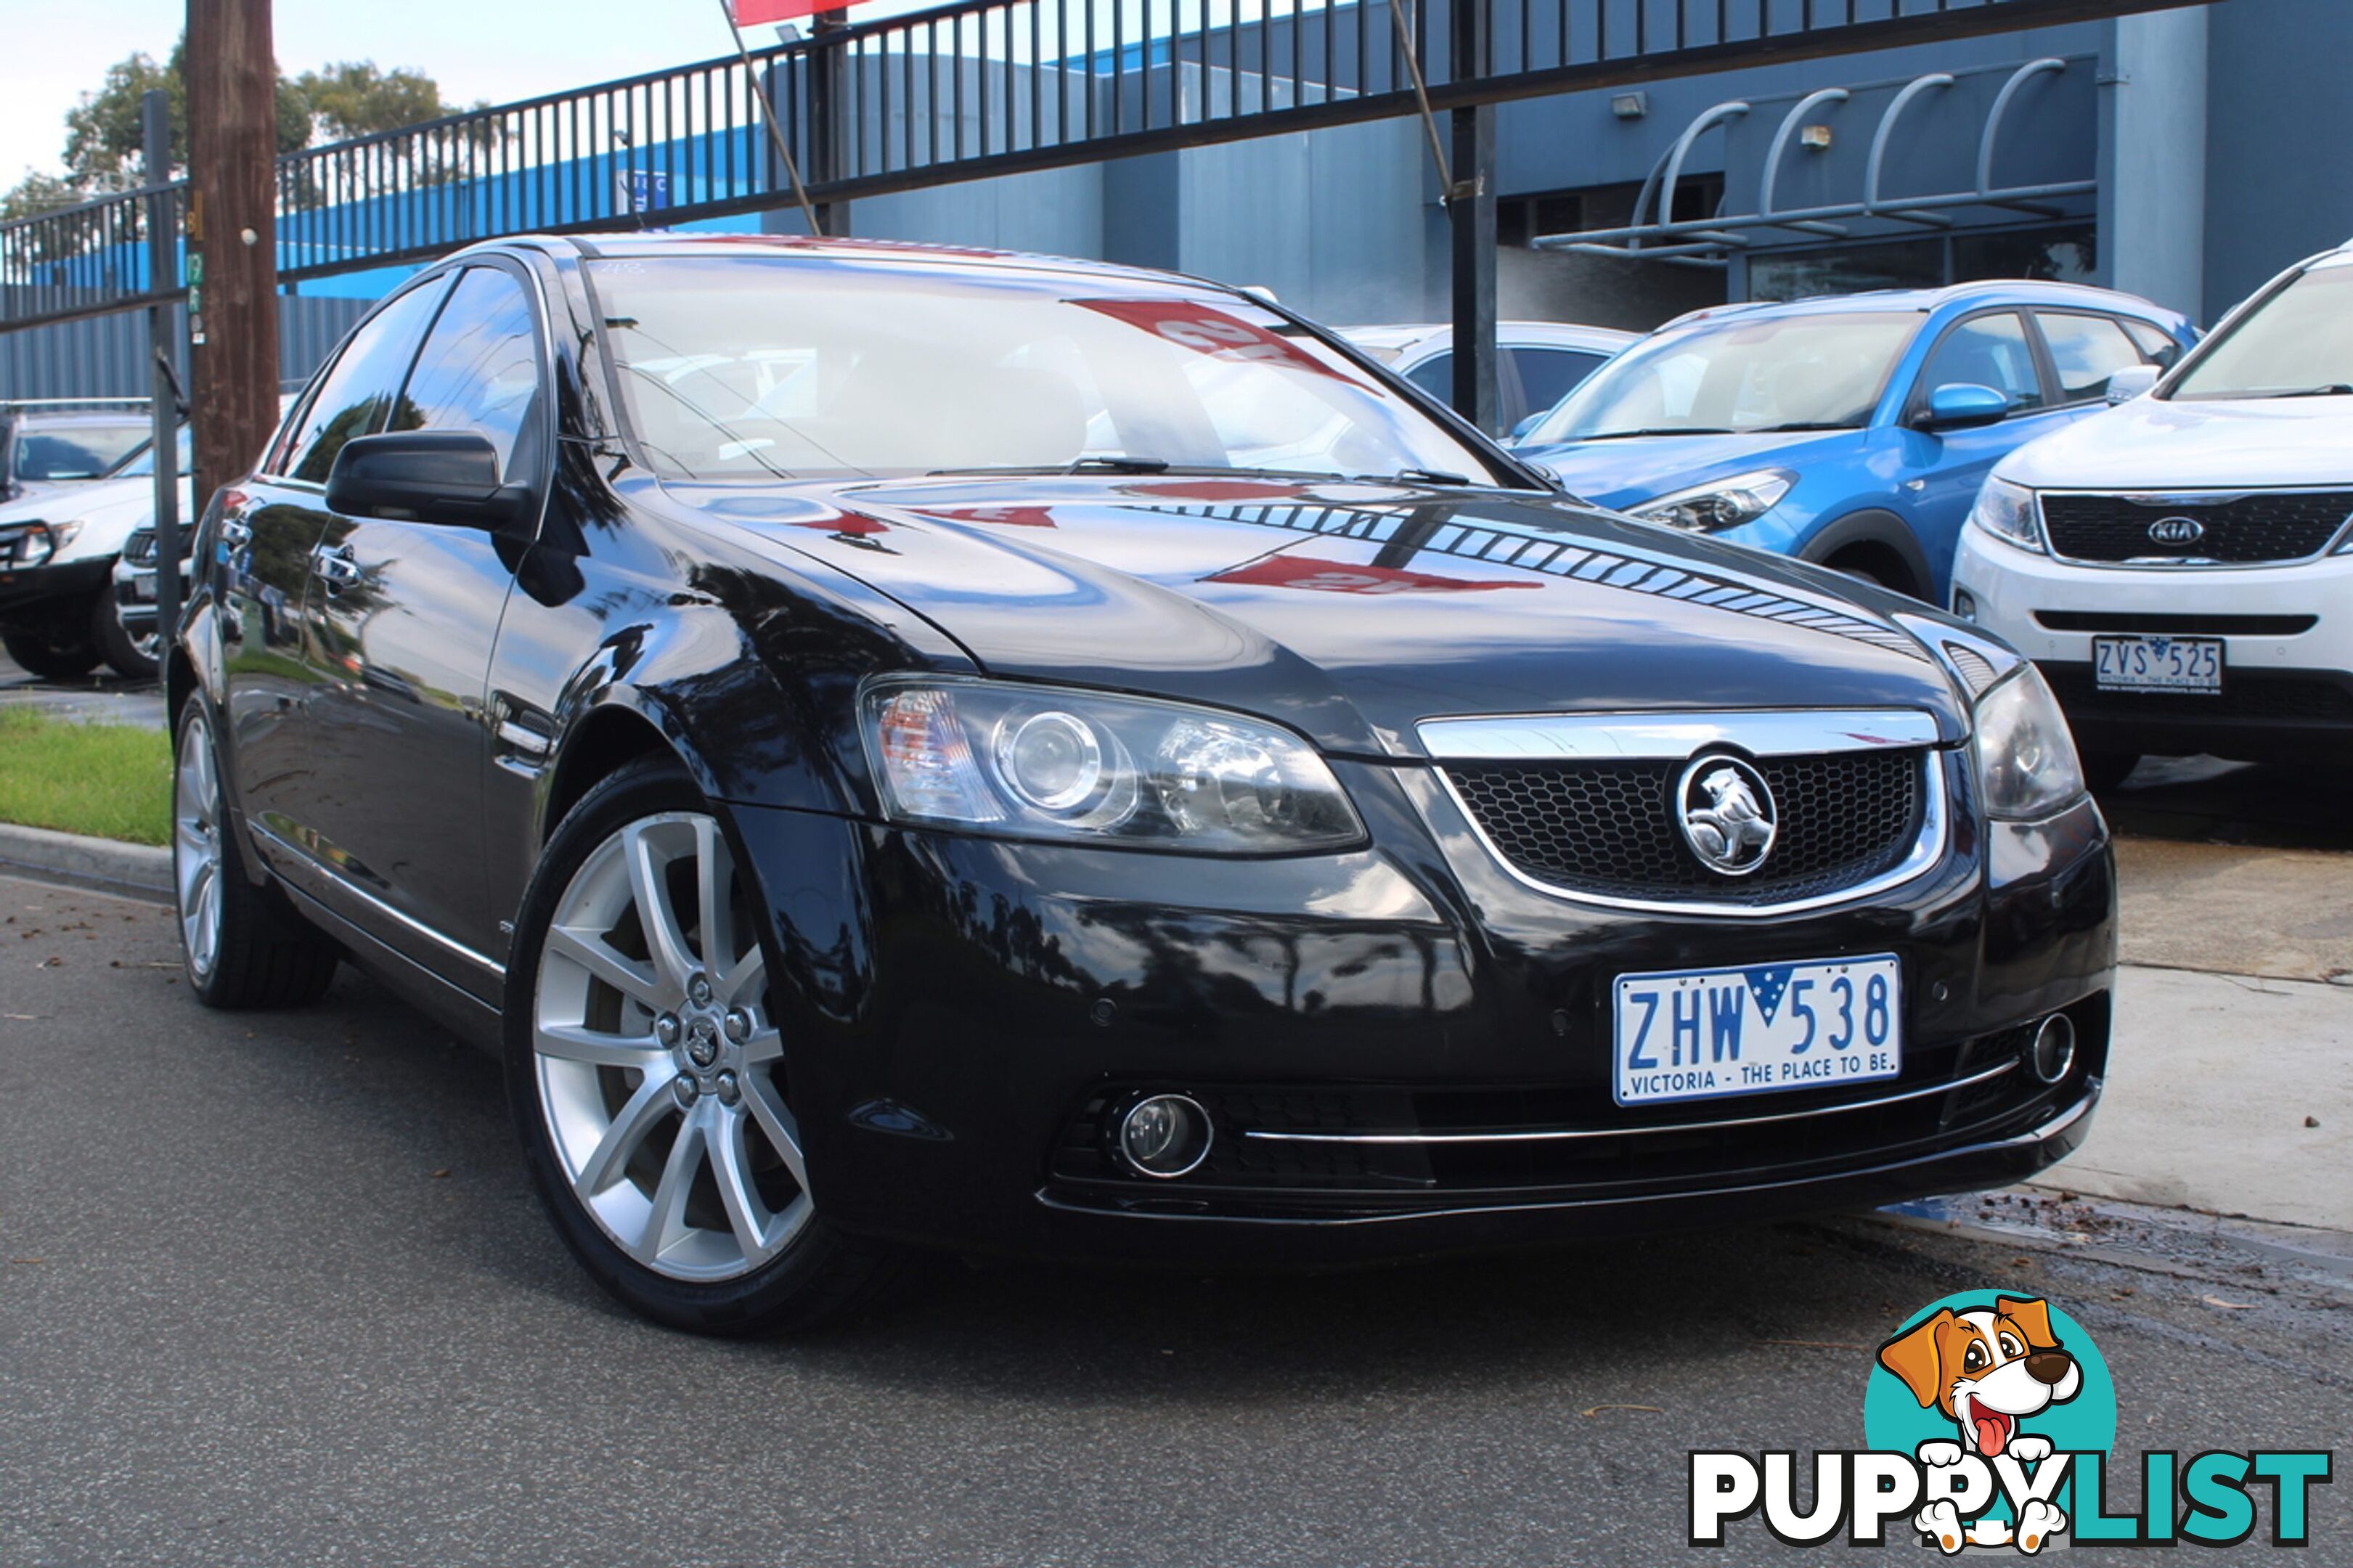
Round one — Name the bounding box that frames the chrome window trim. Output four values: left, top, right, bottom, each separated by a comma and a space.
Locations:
2036, 486, 2353, 570
1430, 742, 1952, 919
1416, 706, 1943, 761
1241, 1058, 2016, 1146
248, 820, 506, 979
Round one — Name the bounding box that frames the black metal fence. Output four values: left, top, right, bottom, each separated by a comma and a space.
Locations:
0, 294, 370, 402
0, 0, 2196, 334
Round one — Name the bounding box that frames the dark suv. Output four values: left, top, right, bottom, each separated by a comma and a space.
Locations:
166, 234, 2114, 1334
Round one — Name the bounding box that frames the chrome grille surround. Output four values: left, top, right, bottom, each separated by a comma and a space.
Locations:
1419, 709, 1952, 918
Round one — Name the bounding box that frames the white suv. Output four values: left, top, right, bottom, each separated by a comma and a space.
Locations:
1952, 243, 2353, 784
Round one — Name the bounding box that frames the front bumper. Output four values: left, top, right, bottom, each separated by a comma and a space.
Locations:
1952, 524, 2353, 764
0, 555, 111, 625
114, 565, 158, 634
726, 752, 2116, 1265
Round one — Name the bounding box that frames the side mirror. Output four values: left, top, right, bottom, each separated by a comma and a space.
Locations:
2106, 364, 2161, 404
1917, 383, 2012, 433
325, 430, 533, 530
1507, 412, 1545, 444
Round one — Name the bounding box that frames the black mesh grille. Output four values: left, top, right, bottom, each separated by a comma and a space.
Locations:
1446, 749, 1926, 905
2042, 491, 2353, 564
0, 526, 37, 568
121, 528, 158, 565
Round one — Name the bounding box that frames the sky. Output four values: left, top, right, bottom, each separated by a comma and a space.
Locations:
1, 1, 776, 184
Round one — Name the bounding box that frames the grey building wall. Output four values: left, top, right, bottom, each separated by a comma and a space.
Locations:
2202, 0, 2353, 322
2102, 7, 2209, 319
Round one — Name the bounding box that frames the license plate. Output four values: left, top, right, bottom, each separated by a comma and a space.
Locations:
1613, 955, 1901, 1107
2093, 634, 2222, 693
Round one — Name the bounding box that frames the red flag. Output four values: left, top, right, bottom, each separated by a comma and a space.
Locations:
733, 0, 827, 25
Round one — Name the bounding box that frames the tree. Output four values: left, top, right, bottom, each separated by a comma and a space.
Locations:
293, 62, 460, 141
57, 43, 313, 191
19, 43, 469, 203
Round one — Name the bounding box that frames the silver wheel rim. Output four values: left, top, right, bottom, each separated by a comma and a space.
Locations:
174, 712, 225, 981
532, 812, 809, 1281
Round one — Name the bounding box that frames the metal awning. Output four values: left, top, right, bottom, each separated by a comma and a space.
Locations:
1535, 55, 2095, 267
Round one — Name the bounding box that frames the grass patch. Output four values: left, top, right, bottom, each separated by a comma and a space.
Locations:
0, 708, 173, 846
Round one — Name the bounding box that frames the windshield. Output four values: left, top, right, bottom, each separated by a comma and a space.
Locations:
1522, 311, 1918, 443
2169, 260, 2353, 400
113, 425, 195, 478
11, 420, 152, 481
587, 258, 1507, 484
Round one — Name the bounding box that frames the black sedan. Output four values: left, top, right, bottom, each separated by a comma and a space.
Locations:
168, 234, 2113, 1334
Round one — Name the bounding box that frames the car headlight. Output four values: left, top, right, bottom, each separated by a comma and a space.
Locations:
1626, 470, 1795, 532
17, 520, 82, 565
861, 677, 1365, 853
1973, 665, 2085, 819
1967, 478, 2042, 552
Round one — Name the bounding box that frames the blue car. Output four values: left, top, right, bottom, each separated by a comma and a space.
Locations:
1509, 282, 2197, 602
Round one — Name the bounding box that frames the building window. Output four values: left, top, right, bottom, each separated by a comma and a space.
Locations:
1745, 223, 2098, 303
1499, 177, 1724, 248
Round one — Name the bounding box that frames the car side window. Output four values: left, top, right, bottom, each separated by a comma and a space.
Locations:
1917, 312, 2044, 414
392, 266, 543, 479
1510, 348, 1607, 417
281, 279, 453, 483
1404, 351, 1452, 402
2035, 312, 2156, 404
2119, 317, 2185, 369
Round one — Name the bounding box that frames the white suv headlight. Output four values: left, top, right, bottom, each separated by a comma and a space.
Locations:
1967, 478, 2042, 552
1626, 470, 1794, 532
862, 677, 1365, 854
1973, 665, 2085, 819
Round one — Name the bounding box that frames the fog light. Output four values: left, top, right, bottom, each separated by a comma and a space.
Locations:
2029, 1015, 2076, 1085
1952, 588, 1979, 623
1117, 1093, 1212, 1179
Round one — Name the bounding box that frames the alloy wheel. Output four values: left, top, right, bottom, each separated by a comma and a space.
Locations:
174, 712, 225, 981
531, 812, 809, 1281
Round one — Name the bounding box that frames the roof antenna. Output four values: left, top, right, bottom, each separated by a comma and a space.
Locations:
714, 0, 828, 237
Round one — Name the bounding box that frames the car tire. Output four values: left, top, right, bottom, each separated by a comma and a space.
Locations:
2081, 751, 2141, 794
2, 626, 101, 682
503, 756, 913, 1336
96, 583, 158, 681
173, 700, 341, 1008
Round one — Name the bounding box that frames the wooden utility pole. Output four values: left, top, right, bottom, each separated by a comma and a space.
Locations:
184, 0, 280, 511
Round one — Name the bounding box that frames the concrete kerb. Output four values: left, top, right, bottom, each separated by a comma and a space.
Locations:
0, 823, 171, 905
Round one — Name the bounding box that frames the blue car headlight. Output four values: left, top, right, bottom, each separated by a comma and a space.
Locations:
1626, 469, 1795, 533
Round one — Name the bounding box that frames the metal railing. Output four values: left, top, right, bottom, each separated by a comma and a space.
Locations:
0, 0, 2199, 334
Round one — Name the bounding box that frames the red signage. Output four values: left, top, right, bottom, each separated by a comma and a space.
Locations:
1207, 553, 1541, 595
914, 506, 1060, 528
1070, 299, 1347, 381
733, 0, 828, 25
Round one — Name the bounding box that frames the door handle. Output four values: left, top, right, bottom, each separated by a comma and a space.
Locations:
314, 545, 363, 589
220, 517, 253, 547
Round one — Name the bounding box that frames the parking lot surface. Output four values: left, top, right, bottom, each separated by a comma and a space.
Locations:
2, 876, 2347, 1567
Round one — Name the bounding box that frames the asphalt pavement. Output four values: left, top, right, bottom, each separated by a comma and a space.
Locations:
2, 878, 2348, 1567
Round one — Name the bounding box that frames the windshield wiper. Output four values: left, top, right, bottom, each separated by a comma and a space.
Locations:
1358, 467, 1474, 486
2272, 384, 2353, 399
1746, 421, 1859, 433
931, 456, 1174, 476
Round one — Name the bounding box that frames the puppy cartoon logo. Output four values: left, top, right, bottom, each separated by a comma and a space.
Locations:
1689, 1289, 2333, 1551
1877, 1297, 2081, 1553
